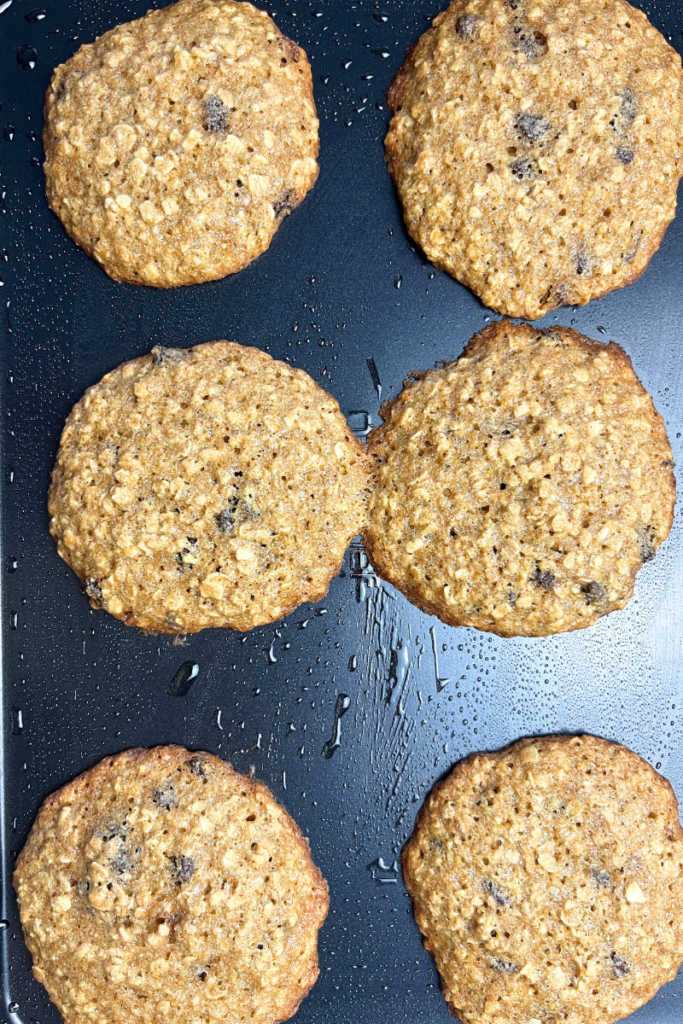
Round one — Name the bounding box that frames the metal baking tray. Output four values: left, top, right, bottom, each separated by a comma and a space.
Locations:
1, 1, 683, 1022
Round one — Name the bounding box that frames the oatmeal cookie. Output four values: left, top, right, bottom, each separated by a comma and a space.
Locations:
385, 0, 683, 319
43, 0, 319, 287
14, 745, 329, 1024
363, 321, 675, 637
402, 734, 683, 1024
49, 341, 369, 633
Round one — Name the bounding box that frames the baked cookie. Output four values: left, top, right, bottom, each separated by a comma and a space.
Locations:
385, 0, 683, 319
49, 342, 369, 633
402, 734, 683, 1024
43, 0, 319, 287
363, 321, 675, 637
14, 746, 329, 1024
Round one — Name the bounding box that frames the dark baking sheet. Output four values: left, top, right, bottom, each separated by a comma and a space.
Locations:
2, 0, 683, 1021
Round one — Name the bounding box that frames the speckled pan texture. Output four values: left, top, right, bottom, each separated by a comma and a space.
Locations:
14, 745, 329, 1024
402, 734, 683, 1024
43, 0, 319, 287
363, 321, 675, 637
48, 342, 369, 634
385, 0, 683, 319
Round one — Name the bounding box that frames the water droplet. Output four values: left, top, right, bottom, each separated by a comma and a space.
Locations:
8, 1003, 19, 1014
430, 626, 451, 691
25, 8, 46, 21
348, 654, 357, 671
321, 693, 351, 759
0, 920, 8, 930
0, 1, 13, 13
319, 74, 330, 86
597, 325, 606, 335
168, 661, 199, 697
11, 708, 23, 735
394, 274, 402, 289
367, 857, 399, 883
9, 611, 17, 630
6, 556, 17, 573
380, 50, 390, 58
373, 11, 389, 21
366, 357, 382, 402
16, 44, 37, 70
3, 125, 15, 142
29, 156, 40, 167
345, 119, 353, 127
361, 74, 374, 81
267, 638, 278, 664
342, 60, 353, 69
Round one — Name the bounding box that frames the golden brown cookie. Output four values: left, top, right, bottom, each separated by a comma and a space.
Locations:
14, 745, 329, 1024
363, 321, 675, 637
402, 734, 683, 1024
43, 0, 319, 287
49, 342, 369, 633
385, 0, 683, 319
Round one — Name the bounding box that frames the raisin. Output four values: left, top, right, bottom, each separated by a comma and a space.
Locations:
176, 536, 199, 572
637, 524, 657, 563
510, 156, 539, 180
152, 346, 185, 366
203, 94, 228, 132
515, 112, 550, 142
507, 589, 518, 607
282, 37, 300, 62
84, 578, 103, 606
215, 496, 240, 533
429, 837, 443, 850
610, 951, 630, 977
482, 878, 512, 906
273, 189, 297, 220
615, 88, 637, 133
616, 147, 634, 165
153, 780, 177, 811
186, 755, 214, 779
455, 14, 482, 39
511, 25, 548, 59
582, 581, 606, 605
538, 328, 561, 341
576, 255, 594, 276
490, 958, 518, 973
170, 854, 196, 884
592, 867, 612, 887
531, 565, 555, 590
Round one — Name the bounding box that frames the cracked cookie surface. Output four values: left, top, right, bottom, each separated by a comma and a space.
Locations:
402, 734, 683, 1024
49, 341, 368, 633
14, 745, 329, 1024
385, 0, 683, 318
363, 321, 674, 637
43, 0, 319, 287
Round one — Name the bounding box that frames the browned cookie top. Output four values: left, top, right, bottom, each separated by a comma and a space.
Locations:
402, 735, 683, 1024
49, 342, 369, 633
364, 321, 675, 637
14, 746, 329, 1024
386, 0, 683, 318
44, 0, 319, 287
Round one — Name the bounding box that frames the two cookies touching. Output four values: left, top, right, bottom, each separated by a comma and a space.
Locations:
15, 736, 683, 1024
49, 324, 674, 639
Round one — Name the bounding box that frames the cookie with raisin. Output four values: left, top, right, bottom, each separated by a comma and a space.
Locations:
43, 0, 319, 286
14, 746, 329, 1024
402, 735, 683, 1024
363, 321, 674, 637
385, 0, 683, 318
49, 342, 369, 633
